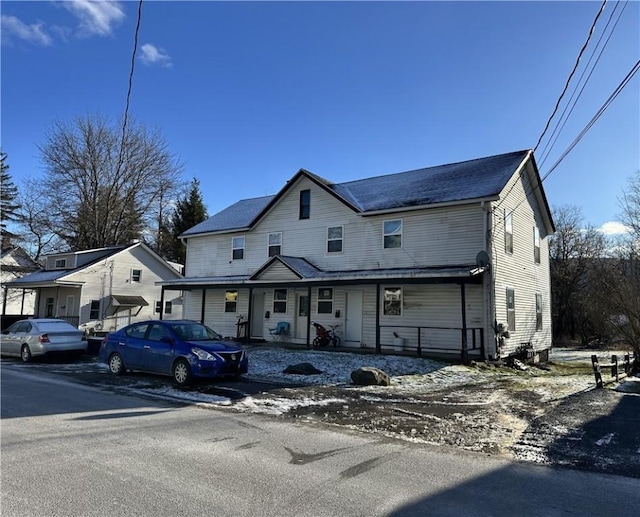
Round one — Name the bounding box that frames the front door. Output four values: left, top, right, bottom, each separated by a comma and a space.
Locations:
345, 291, 363, 343
295, 293, 309, 340
251, 293, 264, 338
65, 295, 75, 317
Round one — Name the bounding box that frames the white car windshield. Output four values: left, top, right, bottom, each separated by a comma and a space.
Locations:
170, 323, 223, 341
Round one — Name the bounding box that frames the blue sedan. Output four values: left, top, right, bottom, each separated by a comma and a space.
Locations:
99, 320, 248, 386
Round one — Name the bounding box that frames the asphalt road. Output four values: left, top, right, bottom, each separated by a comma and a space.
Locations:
2, 366, 640, 517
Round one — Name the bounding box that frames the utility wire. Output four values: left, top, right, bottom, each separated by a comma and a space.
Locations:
534, 0, 608, 153
494, 58, 640, 229
119, 0, 143, 158
539, 1, 628, 167
541, 58, 640, 182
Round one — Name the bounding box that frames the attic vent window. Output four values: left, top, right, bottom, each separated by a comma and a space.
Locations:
54, 259, 66, 268
299, 190, 310, 219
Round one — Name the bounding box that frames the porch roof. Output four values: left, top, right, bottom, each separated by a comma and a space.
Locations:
3, 269, 84, 288
159, 263, 484, 290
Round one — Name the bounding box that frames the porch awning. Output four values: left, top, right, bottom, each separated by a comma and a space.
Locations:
111, 295, 149, 307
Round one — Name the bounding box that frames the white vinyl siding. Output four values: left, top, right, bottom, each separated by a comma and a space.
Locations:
184, 176, 486, 278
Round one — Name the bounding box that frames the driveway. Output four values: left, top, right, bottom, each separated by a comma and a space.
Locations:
3, 345, 639, 479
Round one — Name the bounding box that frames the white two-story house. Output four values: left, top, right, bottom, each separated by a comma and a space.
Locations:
159, 150, 554, 361
6, 242, 184, 332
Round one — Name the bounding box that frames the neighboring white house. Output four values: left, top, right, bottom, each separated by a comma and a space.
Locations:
1, 242, 40, 317
5, 242, 184, 332
158, 150, 555, 361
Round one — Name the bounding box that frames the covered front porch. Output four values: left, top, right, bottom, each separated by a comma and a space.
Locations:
159, 256, 489, 362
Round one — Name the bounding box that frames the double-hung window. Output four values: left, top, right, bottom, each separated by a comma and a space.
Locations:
383, 220, 402, 249
273, 289, 287, 313
268, 232, 282, 257
317, 288, 333, 314
232, 236, 245, 260
535, 293, 543, 331
327, 226, 343, 253
533, 227, 540, 264
89, 300, 100, 320
54, 258, 66, 269
383, 287, 402, 316
225, 291, 237, 313
506, 287, 516, 331
504, 210, 513, 254
131, 269, 142, 282
164, 301, 172, 314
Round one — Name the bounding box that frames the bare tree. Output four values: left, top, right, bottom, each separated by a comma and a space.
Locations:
15, 178, 62, 261
549, 205, 607, 344
38, 115, 182, 250
594, 171, 640, 370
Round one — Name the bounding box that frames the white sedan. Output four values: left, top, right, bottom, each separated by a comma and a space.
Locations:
1, 319, 87, 362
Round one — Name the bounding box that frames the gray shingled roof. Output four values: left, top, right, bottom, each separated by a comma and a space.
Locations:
183, 195, 275, 236
183, 150, 529, 236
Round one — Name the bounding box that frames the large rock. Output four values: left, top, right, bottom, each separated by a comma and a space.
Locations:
351, 367, 391, 386
283, 362, 323, 375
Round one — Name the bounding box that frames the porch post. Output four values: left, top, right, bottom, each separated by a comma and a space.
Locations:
20, 289, 26, 315
200, 289, 206, 324
1, 286, 7, 316
159, 288, 165, 321
306, 285, 312, 347
247, 287, 253, 345
375, 283, 381, 353
460, 282, 468, 364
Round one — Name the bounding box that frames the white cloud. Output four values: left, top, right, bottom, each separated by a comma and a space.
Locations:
140, 43, 172, 67
1, 15, 52, 46
63, 0, 125, 37
598, 221, 631, 236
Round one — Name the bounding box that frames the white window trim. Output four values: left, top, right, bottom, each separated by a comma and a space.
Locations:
54, 258, 66, 268
383, 219, 403, 249
506, 286, 516, 332
131, 269, 142, 282
505, 210, 514, 254
327, 226, 343, 254
268, 232, 283, 257
317, 287, 334, 314
534, 226, 541, 264
383, 287, 402, 316
232, 236, 245, 260
273, 288, 287, 313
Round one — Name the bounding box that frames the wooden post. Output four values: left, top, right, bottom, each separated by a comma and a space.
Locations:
375, 284, 381, 354
460, 283, 468, 364
591, 355, 603, 389
612, 355, 618, 381
200, 289, 206, 324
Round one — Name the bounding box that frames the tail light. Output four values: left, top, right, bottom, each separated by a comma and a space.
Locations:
38, 334, 50, 343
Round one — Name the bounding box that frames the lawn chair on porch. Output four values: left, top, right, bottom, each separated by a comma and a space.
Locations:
269, 321, 290, 342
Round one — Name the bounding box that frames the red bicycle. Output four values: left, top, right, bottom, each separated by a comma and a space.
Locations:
310, 322, 341, 348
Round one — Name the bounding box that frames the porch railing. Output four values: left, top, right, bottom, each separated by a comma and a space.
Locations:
379, 325, 484, 361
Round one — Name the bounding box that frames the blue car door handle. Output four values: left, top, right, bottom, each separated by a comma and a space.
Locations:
118, 342, 126, 346
144, 345, 151, 349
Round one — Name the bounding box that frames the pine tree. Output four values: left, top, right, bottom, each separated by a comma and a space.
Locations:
166, 178, 208, 263
0, 151, 21, 231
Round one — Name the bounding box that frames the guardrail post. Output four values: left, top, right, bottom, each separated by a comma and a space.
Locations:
591, 355, 603, 389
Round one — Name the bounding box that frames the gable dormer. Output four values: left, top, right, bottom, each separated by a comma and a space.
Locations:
46, 253, 76, 271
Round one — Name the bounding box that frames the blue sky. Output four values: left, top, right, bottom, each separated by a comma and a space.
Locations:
2, 1, 639, 234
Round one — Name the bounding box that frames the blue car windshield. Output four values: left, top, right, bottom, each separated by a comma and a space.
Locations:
170, 323, 223, 341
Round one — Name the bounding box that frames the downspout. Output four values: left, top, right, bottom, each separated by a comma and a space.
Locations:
159, 287, 165, 321
485, 201, 498, 360
200, 289, 206, 324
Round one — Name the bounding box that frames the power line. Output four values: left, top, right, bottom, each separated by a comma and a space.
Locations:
119, 0, 144, 155
541, 58, 640, 182
538, 1, 628, 168
534, 0, 608, 153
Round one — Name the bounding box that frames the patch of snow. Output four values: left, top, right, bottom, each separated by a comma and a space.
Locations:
595, 433, 616, 446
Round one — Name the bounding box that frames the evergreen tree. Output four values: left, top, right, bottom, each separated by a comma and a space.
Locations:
165, 178, 208, 263
0, 151, 21, 231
